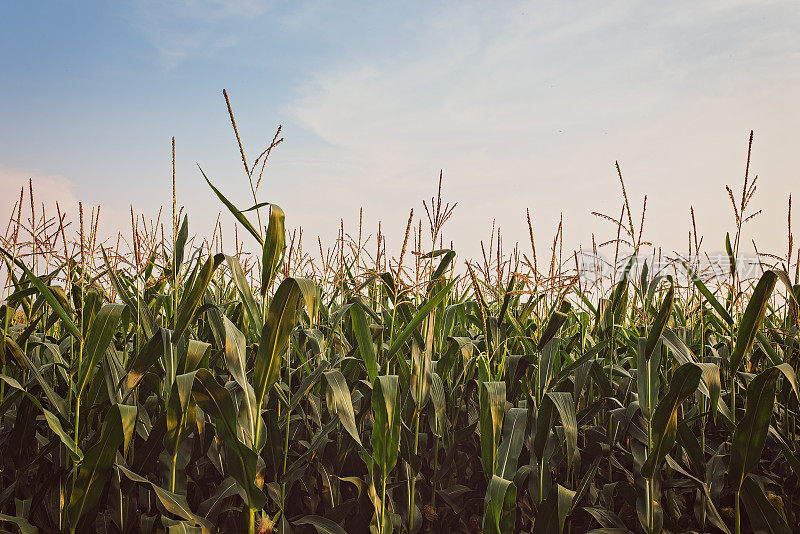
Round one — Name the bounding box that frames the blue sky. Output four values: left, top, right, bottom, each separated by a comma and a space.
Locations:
2, 0, 799, 262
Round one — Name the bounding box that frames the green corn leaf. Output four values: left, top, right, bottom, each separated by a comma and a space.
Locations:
637, 337, 660, 421
200, 166, 263, 246
174, 215, 189, 275
225, 254, 262, 329
371, 375, 401, 476
429, 372, 447, 438
582, 509, 629, 532
173, 253, 224, 341
386, 278, 456, 358
429, 249, 456, 281
739, 475, 791, 534
197, 477, 239, 521
730, 270, 778, 374
182, 338, 210, 375
350, 299, 378, 383
537, 300, 571, 350
221, 316, 259, 445
0, 373, 82, 461
117, 464, 214, 534
482, 475, 517, 534
254, 277, 316, 419
661, 327, 695, 364
683, 261, 734, 325
67, 404, 137, 529
163, 371, 198, 493
164, 520, 203, 533
539, 337, 562, 394
644, 283, 673, 360
757, 331, 783, 367
74, 303, 127, 400
571, 455, 602, 515
696, 362, 722, 424
280, 359, 330, 425
664, 455, 731, 533
480, 381, 507, 478
15, 344, 67, 417
662, 328, 728, 423
126, 328, 170, 390
534, 391, 577, 472
323, 369, 362, 446
494, 406, 527, 480
0, 514, 38, 534
411, 336, 432, 409
242, 201, 271, 212
533, 484, 575, 534
725, 232, 737, 277
101, 246, 156, 338
0, 246, 81, 340
294, 515, 348, 534
261, 204, 285, 296
771, 427, 800, 480
729, 363, 800, 492
641, 362, 703, 478
190, 368, 266, 509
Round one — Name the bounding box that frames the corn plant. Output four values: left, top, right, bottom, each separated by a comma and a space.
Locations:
1, 103, 799, 534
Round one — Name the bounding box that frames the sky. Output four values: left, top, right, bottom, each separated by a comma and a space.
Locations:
1, 0, 799, 267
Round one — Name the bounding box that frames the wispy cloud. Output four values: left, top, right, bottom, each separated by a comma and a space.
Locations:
129, 0, 271, 69
284, 0, 800, 257
4, 0, 797, 262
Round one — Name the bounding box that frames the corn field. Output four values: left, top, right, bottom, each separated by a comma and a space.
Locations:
1, 102, 799, 534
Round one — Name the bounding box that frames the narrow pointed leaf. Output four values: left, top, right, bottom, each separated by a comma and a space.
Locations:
480, 381, 507, 477
261, 204, 285, 295
644, 283, 673, 360
729, 364, 799, 491
67, 404, 137, 527
117, 464, 214, 534
730, 270, 777, 373
495, 407, 526, 480
386, 278, 456, 358
200, 166, 263, 246
74, 303, 126, 399
740, 475, 791, 534
371, 375, 401, 475
641, 362, 703, 478
324, 369, 362, 446
225, 254, 262, 328
483, 475, 517, 534
173, 253, 224, 340
350, 299, 378, 383
0, 246, 81, 340
254, 277, 316, 416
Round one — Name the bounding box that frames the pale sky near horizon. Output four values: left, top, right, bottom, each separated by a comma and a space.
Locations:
2, 0, 799, 267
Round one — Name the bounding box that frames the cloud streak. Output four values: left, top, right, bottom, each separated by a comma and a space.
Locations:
129, 0, 272, 69
283, 0, 800, 259
2, 0, 798, 266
